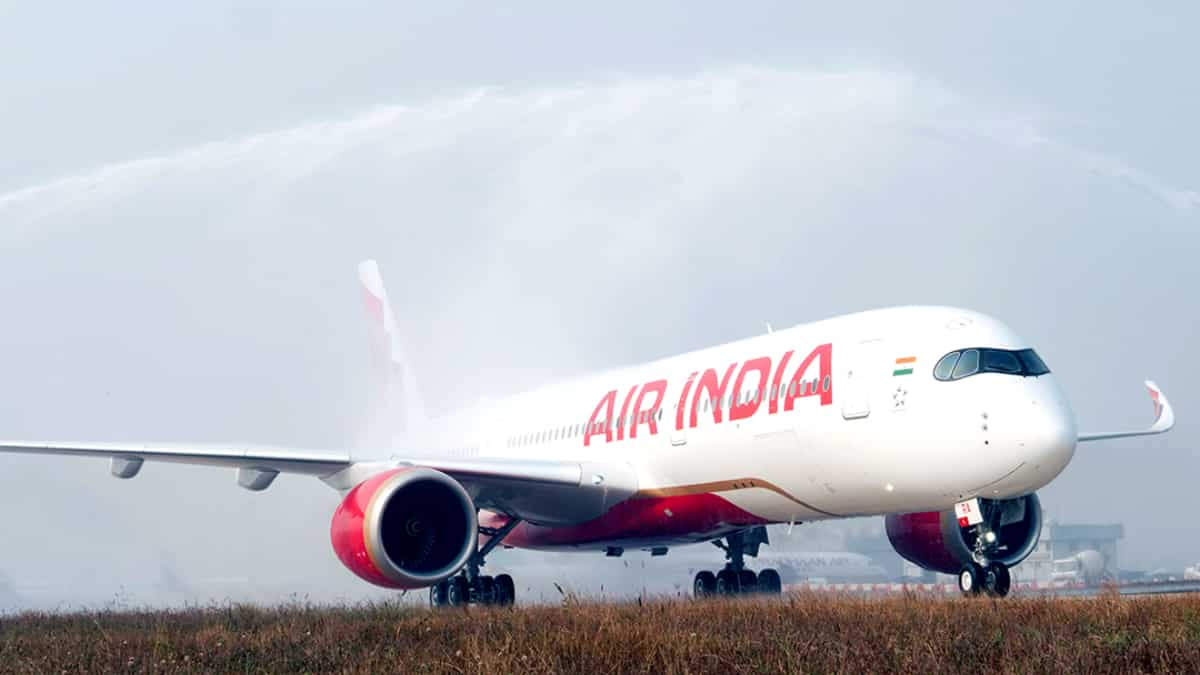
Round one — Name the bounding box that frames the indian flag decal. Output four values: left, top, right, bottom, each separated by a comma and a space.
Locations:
893, 356, 916, 376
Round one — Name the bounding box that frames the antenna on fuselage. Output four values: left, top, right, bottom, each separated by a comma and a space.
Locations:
765, 322, 774, 335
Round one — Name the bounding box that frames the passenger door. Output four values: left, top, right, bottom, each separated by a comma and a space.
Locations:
840, 339, 884, 420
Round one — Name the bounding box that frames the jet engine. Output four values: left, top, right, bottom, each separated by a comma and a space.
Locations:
330, 467, 477, 589
885, 494, 1042, 575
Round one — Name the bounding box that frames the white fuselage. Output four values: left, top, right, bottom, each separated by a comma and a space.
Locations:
387, 306, 1078, 550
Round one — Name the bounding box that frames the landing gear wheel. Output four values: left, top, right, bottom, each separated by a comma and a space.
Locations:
447, 576, 469, 606
693, 571, 717, 598
430, 580, 448, 608
958, 563, 984, 596
494, 574, 516, 607
984, 562, 1011, 598
758, 568, 782, 595
478, 575, 497, 605
738, 570, 758, 594
716, 569, 739, 596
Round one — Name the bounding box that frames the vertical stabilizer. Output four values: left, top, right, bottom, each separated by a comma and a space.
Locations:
358, 259, 427, 437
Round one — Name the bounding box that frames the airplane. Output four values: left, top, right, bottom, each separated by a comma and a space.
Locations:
0, 260, 1175, 606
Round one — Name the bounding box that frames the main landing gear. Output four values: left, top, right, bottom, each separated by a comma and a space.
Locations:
692, 528, 783, 598
430, 516, 522, 608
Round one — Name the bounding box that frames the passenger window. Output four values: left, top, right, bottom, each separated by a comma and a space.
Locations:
952, 349, 980, 379
934, 352, 960, 381
822, 375, 831, 392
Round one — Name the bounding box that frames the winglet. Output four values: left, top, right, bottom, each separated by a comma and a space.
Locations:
1078, 380, 1175, 442
358, 259, 427, 434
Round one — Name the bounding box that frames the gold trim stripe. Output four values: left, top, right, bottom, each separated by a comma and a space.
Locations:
634, 477, 843, 517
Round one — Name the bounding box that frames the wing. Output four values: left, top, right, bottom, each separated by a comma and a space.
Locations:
1078, 380, 1176, 442
0, 441, 637, 525
0, 441, 352, 489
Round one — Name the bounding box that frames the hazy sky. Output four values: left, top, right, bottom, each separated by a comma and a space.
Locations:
0, 3, 1196, 607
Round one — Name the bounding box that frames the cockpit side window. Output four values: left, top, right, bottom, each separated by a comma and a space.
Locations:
933, 351, 960, 380
951, 349, 980, 379
1016, 349, 1050, 376
934, 347, 1052, 381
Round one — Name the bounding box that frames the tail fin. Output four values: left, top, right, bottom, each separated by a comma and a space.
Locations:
358, 259, 427, 436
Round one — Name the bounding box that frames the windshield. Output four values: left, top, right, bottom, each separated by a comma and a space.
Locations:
933, 348, 1050, 381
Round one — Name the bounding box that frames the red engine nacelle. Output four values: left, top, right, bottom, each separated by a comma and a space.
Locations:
330, 467, 477, 589
885, 494, 1042, 575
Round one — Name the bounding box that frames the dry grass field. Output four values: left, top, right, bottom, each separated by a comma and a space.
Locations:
2, 592, 1199, 674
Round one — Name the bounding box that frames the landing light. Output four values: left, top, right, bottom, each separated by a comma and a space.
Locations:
984, 531, 997, 544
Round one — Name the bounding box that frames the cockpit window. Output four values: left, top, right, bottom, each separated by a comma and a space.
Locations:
951, 349, 980, 379
1016, 349, 1050, 376
934, 347, 1051, 381
934, 351, 960, 380
982, 349, 1021, 374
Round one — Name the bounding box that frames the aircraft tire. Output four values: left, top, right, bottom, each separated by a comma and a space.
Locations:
984, 562, 1011, 598
693, 570, 717, 598
738, 570, 758, 594
447, 576, 469, 606
716, 569, 739, 596
478, 575, 497, 605
495, 574, 516, 606
429, 580, 448, 608
758, 568, 782, 595
958, 563, 984, 596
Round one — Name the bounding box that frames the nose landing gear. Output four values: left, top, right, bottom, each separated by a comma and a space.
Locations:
957, 507, 1013, 598
692, 527, 783, 598
958, 561, 1011, 597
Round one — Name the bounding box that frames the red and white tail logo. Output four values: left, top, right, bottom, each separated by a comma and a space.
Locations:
358, 259, 427, 437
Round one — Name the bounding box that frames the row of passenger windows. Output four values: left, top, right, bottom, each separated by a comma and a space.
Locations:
933, 348, 1050, 381
504, 376, 830, 448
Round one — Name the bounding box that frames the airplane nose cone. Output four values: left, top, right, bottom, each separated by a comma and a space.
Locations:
1023, 387, 1077, 484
